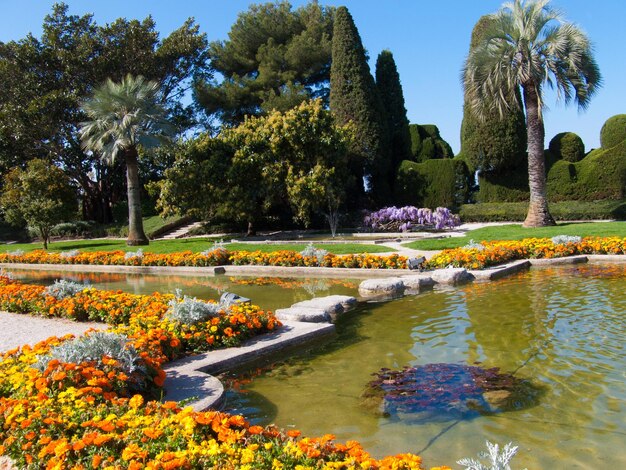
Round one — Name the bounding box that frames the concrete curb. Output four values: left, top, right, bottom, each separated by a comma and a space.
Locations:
0, 262, 409, 279
163, 320, 335, 411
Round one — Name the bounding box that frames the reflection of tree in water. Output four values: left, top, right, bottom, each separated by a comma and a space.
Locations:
463, 266, 621, 453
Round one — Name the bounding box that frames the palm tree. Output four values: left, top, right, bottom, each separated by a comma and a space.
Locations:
463, 0, 601, 227
80, 74, 172, 245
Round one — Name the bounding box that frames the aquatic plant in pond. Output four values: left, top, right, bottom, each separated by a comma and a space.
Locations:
364, 206, 460, 232
362, 363, 544, 422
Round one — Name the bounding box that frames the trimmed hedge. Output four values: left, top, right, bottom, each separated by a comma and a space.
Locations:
408, 123, 453, 161
600, 114, 626, 149
547, 139, 626, 201
459, 199, 626, 222
548, 132, 585, 162
475, 163, 530, 203
396, 158, 470, 208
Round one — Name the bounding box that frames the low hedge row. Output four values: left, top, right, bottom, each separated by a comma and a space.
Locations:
459, 200, 626, 222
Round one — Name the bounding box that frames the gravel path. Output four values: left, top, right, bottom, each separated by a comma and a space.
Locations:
0, 312, 104, 353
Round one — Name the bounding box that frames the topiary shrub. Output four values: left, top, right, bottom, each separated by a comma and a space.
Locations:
600, 114, 626, 149
475, 162, 529, 203
547, 139, 626, 201
396, 159, 470, 208
408, 124, 454, 162
548, 132, 585, 162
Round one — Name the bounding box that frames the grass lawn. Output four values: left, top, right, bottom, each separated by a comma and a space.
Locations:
405, 221, 626, 250
0, 237, 394, 255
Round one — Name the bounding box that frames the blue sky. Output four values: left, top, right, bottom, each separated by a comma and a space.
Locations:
1, 1, 624, 153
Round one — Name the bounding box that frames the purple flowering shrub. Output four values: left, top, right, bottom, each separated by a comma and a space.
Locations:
364, 206, 460, 232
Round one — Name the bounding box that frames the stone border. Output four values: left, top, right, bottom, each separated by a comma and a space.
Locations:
0, 262, 408, 279
163, 320, 335, 411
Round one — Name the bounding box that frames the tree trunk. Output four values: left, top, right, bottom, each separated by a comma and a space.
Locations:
522, 84, 555, 228
246, 221, 256, 237
125, 148, 149, 246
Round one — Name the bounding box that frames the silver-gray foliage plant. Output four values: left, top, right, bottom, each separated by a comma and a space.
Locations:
464, 239, 485, 251
165, 289, 222, 325
35, 331, 145, 377
300, 242, 328, 265
43, 279, 89, 299
551, 235, 582, 245
7, 249, 24, 257
457, 440, 525, 470
59, 249, 81, 258
124, 248, 144, 260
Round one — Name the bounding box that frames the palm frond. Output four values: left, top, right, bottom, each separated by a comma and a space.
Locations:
79, 74, 174, 163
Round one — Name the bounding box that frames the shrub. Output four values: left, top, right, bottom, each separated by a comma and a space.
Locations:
475, 163, 530, 203
364, 206, 460, 231
35, 331, 146, 381
408, 123, 454, 161
600, 114, 626, 149
165, 290, 222, 325
552, 235, 582, 245
300, 243, 329, 264
549, 132, 585, 162
459, 200, 626, 222
50, 220, 95, 238
396, 159, 471, 208
43, 279, 88, 299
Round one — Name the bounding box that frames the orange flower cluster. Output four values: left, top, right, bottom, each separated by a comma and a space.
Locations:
0, 277, 448, 469
0, 247, 408, 269
425, 236, 626, 270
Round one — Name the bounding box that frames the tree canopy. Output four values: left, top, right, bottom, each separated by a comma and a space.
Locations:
194, 1, 334, 126
0, 3, 209, 223
330, 6, 389, 205
0, 159, 77, 249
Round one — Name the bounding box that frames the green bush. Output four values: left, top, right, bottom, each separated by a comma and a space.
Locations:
396, 158, 470, 208
600, 114, 626, 149
548, 132, 585, 162
547, 139, 626, 201
475, 163, 530, 203
459, 200, 626, 222
408, 123, 454, 161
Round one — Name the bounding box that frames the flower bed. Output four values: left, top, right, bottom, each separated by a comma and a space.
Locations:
425, 236, 626, 270
0, 248, 408, 270
0, 277, 447, 468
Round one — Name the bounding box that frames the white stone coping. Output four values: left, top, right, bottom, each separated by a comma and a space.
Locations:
163, 320, 335, 411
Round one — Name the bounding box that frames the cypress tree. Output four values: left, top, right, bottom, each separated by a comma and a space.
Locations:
375, 50, 412, 191
330, 6, 390, 205
460, 15, 526, 174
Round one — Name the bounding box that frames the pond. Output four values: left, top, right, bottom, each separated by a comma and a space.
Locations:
220, 264, 626, 469
6, 264, 626, 468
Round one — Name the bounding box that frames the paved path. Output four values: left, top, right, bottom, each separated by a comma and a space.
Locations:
0, 313, 103, 353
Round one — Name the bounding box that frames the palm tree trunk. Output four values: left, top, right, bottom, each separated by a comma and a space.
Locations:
125, 147, 149, 246
522, 84, 555, 227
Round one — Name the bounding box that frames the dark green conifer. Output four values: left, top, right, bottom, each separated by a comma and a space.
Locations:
460, 15, 526, 173
330, 6, 390, 204
375, 50, 412, 190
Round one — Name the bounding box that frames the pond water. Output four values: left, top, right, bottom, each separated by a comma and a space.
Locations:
6, 264, 626, 468
220, 264, 626, 469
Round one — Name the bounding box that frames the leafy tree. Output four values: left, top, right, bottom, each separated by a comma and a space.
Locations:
460, 15, 527, 174
0, 3, 209, 222
375, 50, 412, 189
80, 75, 173, 246
463, 0, 601, 227
0, 159, 77, 249
158, 100, 351, 236
194, 1, 334, 126
330, 6, 390, 205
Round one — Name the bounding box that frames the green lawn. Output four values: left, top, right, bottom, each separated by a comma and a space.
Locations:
404, 221, 626, 250
0, 237, 394, 255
